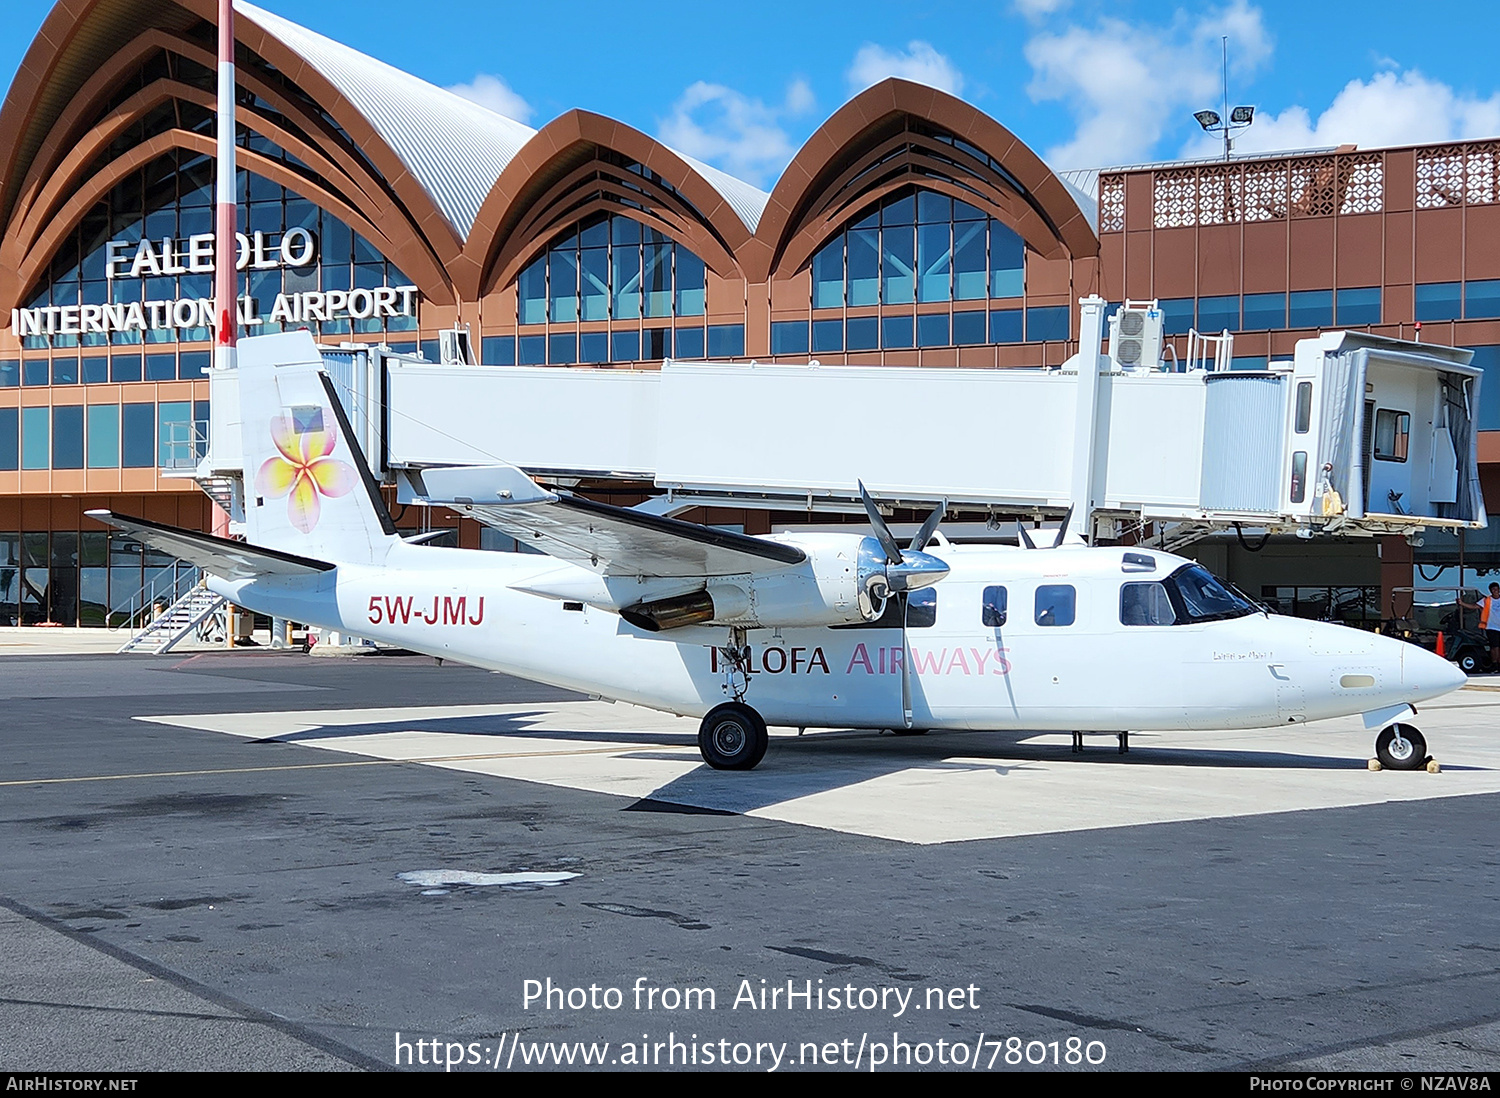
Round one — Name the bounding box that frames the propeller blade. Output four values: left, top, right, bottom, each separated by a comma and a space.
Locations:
1052, 505, 1074, 548
858, 480, 903, 565
900, 596, 913, 728
910, 501, 945, 551
1017, 521, 1038, 550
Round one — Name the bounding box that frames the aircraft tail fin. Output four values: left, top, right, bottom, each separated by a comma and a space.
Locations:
237, 331, 398, 565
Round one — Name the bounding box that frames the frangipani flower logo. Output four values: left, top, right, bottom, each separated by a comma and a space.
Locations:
255, 406, 355, 533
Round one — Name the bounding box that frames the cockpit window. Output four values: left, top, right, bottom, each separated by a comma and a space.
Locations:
1162, 564, 1256, 623
1120, 582, 1176, 626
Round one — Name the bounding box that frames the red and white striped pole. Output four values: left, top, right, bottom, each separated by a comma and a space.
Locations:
214, 0, 237, 374
212, 0, 236, 540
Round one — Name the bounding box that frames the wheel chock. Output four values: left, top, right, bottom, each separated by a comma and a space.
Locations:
1426, 759, 1441, 774
1367, 758, 1382, 771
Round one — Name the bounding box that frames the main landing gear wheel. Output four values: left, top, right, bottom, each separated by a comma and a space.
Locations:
1375, 724, 1427, 771
698, 702, 768, 771
891, 728, 927, 736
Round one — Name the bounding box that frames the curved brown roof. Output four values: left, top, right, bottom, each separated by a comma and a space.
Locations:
459, 110, 762, 300
0, 0, 469, 310
749, 78, 1098, 283
1, 10, 1098, 315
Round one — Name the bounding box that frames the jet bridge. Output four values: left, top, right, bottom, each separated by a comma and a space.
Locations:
197, 297, 1485, 546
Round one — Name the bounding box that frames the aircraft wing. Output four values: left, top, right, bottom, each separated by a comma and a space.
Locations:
87, 511, 334, 579
409, 465, 806, 578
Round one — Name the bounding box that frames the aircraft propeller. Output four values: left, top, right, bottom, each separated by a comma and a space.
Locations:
857, 482, 950, 734
1017, 504, 1077, 549
857, 481, 950, 595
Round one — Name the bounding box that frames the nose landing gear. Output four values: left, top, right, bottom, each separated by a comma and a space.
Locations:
1375, 723, 1428, 771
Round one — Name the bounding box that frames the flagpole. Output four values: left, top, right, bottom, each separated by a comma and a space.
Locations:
214, 0, 237, 373
211, 0, 236, 541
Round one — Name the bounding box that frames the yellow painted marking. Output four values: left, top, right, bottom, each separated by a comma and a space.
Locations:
0, 744, 697, 788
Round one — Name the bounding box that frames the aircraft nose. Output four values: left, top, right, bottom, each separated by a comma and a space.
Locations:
1402, 641, 1468, 698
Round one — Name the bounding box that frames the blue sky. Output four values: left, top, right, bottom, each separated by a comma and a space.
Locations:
4, 0, 1498, 187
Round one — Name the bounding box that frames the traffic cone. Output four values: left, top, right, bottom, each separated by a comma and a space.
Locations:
1435, 631, 1446, 658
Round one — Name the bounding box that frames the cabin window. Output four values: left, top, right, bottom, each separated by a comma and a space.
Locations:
982, 586, 1007, 627
907, 587, 937, 629
1373, 409, 1410, 462
1034, 584, 1075, 627
1290, 451, 1308, 503
1120, 582, 1176, 626
1295, 382, 1312, 434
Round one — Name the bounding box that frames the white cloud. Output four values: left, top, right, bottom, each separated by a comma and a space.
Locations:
846, 41, 966, 97
656, 80, 816, 187
1181, 70, 1500, 157
1014, 0, 1070, 19
1024, 0, 1272, 168
446, 74, 533, 124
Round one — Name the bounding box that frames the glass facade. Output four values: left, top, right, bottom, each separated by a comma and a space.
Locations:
514, 214, 719, 364
0, 528, 198, 627
526, 217, 696, 322
1289, 290, 1334, 329
1336, 287, 1381, 325
18, 148, 414, 352
0, 399, 210, 471
1467, 346, 1500, 431
811, 188, 1025, 310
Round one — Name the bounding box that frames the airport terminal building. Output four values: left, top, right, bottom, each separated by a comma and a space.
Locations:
2, 0, 1499, 627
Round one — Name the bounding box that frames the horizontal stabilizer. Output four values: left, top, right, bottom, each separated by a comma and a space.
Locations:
87, 511, 334, 579
411, 464, 559, 506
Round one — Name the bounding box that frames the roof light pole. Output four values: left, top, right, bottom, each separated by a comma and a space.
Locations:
1194, 36, 1254, 161
214, 0, 237, 373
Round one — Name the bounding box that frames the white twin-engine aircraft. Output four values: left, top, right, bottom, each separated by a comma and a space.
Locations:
93, 335, 1466, 772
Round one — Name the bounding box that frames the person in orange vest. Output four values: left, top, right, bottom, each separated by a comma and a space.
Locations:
1461, 582, 1500, 672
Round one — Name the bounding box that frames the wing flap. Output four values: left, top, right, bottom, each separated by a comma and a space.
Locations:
411, 465, 805, 578
87, 511, 333, 579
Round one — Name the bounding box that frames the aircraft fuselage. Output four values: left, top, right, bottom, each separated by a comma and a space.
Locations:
209, 541, 1464, 735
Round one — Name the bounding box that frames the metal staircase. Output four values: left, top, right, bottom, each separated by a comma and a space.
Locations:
116, 584, 227, 655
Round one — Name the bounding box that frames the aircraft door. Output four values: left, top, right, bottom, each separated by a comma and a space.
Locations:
776, 601, 906, 729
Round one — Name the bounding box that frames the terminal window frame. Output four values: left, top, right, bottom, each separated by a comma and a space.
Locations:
1336, 287, 1381, 326
810, 187, 1026, 310
1034, 584, 1075, 627
517, 213, 708, 328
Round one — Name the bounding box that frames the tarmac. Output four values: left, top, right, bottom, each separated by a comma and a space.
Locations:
2, 640, 1499, 1072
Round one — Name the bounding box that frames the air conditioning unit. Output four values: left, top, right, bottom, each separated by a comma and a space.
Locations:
1108, 300, 1164, 370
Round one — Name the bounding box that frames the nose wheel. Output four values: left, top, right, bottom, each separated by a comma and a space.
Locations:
698, 702, 769, 771
1375, 723, 1427, 770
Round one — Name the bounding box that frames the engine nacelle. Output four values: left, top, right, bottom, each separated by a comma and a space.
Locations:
620, 533, 889, 631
